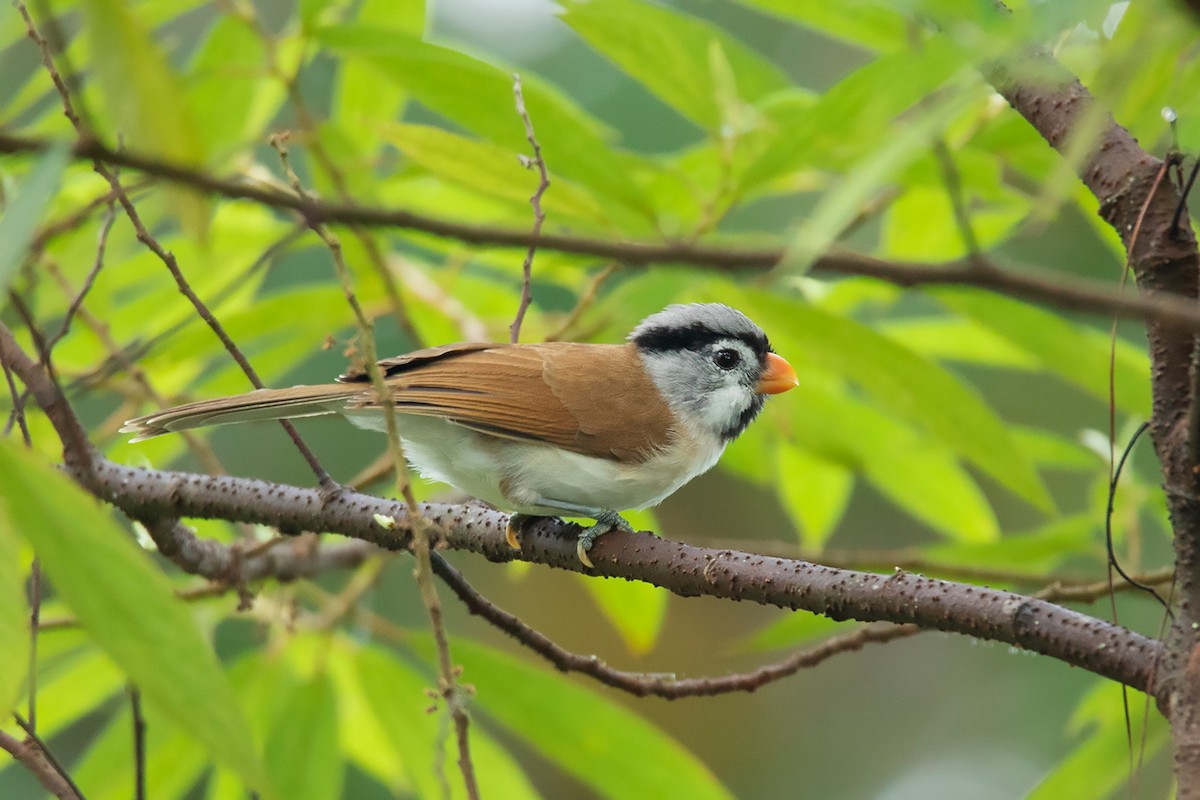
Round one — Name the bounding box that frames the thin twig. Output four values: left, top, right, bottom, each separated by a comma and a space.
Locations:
63, 222, 306, 396
13, 714, 87, 800
270, 135, 479, 800
1105, 422, 1171, 610
14, 3, 335, 489
27, 560, 40, 731
1034, 567, 1175, 603
0, 729, 82, 800
934, 139, 983, 261
509, 74, 550, 344
1171, 158, 1199, 238
2, 355, 31, 443
36, 545, 384, 631
545, 263, 619, 342
431, 552, 916, 698
130, 687, 146, 800
27, 179, 151, 254
14, 198, 120, 436
43, 262, 232, 478
45, 202, 116, 359
28, 0, 91, 130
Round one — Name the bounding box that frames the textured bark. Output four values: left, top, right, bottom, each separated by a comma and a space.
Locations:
84, 457, 1160, 690
987, 49, 1200, 794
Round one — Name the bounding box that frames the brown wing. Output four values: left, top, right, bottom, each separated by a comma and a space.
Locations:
338, 342, 497, 382
348, 342, 675, 462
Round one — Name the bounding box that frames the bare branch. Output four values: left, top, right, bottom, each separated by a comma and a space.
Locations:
432, 552, 917, 697
0, 730, 82, 800
509, 74, 550, 344
12, 715, 86, 800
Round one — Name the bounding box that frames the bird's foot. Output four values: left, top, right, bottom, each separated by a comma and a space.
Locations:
575, 511, 633, 569
505, 513, 538, 550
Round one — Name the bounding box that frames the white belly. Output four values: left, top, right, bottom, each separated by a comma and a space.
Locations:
344, 411, 725, 517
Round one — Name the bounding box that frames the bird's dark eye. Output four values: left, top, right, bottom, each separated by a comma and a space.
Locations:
713, 348, 741, 370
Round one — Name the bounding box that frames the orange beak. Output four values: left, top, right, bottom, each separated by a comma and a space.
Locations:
756, 352, 798, 395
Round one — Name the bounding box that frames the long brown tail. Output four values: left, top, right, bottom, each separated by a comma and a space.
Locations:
120, 383, 365, 441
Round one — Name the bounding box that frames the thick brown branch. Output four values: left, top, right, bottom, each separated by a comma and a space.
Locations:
89, 461, 1162, 691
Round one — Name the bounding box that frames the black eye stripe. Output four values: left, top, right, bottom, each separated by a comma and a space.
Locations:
632, 323, 769, 360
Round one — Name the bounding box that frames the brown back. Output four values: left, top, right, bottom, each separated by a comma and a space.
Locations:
343, 341, 675, 462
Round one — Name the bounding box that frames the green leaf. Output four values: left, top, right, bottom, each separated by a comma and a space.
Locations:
17, 645, 125, 745
353, 643, 539, 799
921, 515, 1097, 574
581, 508, 669, 654
265, 674, 343, 800
775, 444, 853, 549
933, 289, 1151, 416
331, 0, 421, 158
0, 441, 270, 794
445, 638, 734, 800
769, 377, 1001, 541
323, 646, 409, 791
743, 38, 970, 190
781, 95, 968, 274
0, 143, 71, 290
733, 287, 1054, 512
858, 408, 1000, 543
747, 612, 859, 652
0, 499, 27, 720
185, 17, 285, 161
878, 316, 1038, 368
583, 578, 670, 655
384, 123, 607, 225
80, 0, 207, 235
1011, 426, 1099, 472
733, 0, 911, 51
562, 0, 791, 131
73, 699, 209, 800
1029, 682, 1169, 799
316, 24, 657, 224
883, 183, 1027, 261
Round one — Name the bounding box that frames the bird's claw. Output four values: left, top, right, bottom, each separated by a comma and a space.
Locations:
575, 512, 633, 569
505, 513, 531, 550
576, 536, 596, 569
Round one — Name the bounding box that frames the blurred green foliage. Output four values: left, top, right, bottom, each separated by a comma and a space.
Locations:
0, 0, 1194, 796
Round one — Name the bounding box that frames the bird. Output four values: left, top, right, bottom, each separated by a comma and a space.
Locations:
122, 303, 797, 566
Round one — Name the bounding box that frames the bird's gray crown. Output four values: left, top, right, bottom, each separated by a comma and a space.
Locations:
629, 303, 769, 358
